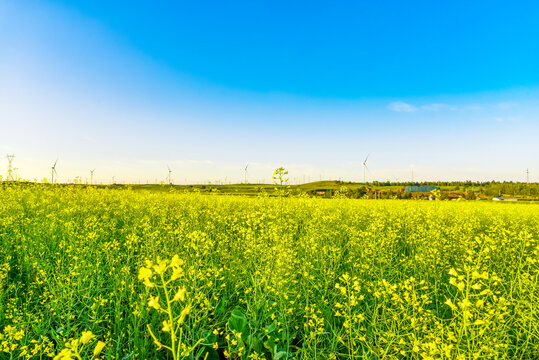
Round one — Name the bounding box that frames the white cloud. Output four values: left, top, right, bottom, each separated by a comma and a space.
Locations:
494, 116, 519, 123
387, 101, 417, 113
494, 102, 515, 110
421, 103, 458, 111
465, 104, 483, 111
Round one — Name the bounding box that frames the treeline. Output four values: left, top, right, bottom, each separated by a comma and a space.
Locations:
312, 181, 539, 199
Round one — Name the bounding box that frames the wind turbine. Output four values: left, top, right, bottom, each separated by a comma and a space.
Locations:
90, 169, 95, 185
244, 163, 249, 184
362, 154, 370, 184
51, 158, 58, 183
167, 165, 172, 185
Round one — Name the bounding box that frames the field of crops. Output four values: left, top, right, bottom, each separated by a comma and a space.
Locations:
1, 184, 538, 359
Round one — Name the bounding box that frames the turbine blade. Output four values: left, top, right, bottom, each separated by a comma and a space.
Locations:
364, 153, 370, 163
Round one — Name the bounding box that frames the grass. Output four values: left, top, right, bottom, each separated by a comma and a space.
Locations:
0, 183, 538, 359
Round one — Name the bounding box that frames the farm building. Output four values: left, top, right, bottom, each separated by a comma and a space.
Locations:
314, 189, 333, 196
404, 186, 440, 193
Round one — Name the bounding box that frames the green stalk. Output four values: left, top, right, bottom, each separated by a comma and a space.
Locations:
161, 273, 177, 360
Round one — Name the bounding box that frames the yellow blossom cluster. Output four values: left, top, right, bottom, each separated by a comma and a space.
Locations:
0, 183, 537, 359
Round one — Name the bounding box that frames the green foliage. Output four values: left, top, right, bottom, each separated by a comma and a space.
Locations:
0, 184, 538, 359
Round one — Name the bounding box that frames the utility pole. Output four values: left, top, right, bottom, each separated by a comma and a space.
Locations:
526, 168, 530, 197
167, 166, 172, 185
6, 154, 15, 181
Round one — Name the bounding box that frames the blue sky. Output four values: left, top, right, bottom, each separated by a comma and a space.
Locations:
1, 1, 538, 183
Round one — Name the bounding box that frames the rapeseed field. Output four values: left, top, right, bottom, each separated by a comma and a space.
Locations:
0, 184, 537, 359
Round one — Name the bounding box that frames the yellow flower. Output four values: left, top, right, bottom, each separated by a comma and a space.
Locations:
170, 267, 183, 281
148, 295, 160, 310
138, 267, 152, 281
445, 299, 457, 311
162, 320, 171, 332
153, 260, 168, 274
93, 341, 106, 356
170, 255, 184, 268
80, 330, 95, 344
174, 287, 187, 302
178, 305, 191, 324
460, 298, 472, 308
53, 348, 73, 360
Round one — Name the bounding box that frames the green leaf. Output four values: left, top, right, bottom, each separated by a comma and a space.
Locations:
264, 321, 277, 335
228, 308, 248, 335
247, 334, 262, 353
274, 351, 289, 360
196, 347, 220, 360
200, 329, 217, 345
215, 295, 227, 314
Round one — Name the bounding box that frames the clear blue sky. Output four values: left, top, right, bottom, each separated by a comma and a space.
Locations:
1, 1, 538, 183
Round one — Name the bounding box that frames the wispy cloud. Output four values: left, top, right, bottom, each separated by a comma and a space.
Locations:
494, 116, 519, 123
494, 102, 516, 110
420, 103, 458, 111
465, 104, 483, 111
387, 101, 417, 113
